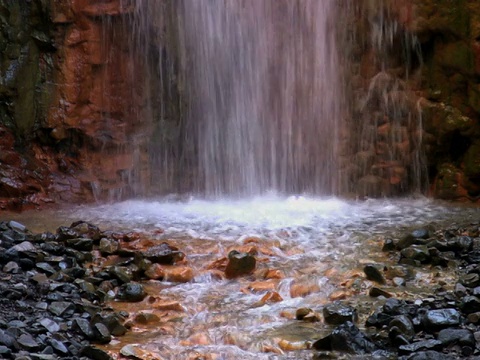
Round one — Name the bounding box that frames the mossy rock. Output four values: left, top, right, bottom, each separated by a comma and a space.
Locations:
463, 142, 480, 180
437, 41, 473, 74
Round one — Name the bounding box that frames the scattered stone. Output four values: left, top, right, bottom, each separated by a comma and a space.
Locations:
39, 318, 60, 333
116, 282, 146, 302
423, 309, 460, 330
313, 321, 378, 354
142, 242, 185, 264
17, 333, 39, 351
437, 328, 475, 346
369, 287, 393, 298
323, 302, 358, 325
363, 264, 385, 284
225, 251, 256, 278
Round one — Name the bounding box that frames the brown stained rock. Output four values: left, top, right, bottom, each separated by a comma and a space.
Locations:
163, 266, 194, 283
224, 251, 256, 279
260, 291, 283, 304
144, 263, 165, 280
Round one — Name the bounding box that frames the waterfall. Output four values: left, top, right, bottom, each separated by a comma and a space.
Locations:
127, 0, 342, 198
112, 0, 425, 200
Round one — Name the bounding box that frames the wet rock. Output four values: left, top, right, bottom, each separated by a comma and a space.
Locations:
400, 351, 456, 360
91, 313, 127, 336
134, 312, 160, 324
389, 315, 415, 341
363, 264, 385, 284
313, 321, 378, 354
423, 309, 460, 330
369, 287, 393, 298
460, 296, 480, 314
92, 323, 112, 344
109, 266, 132, 284
144, 263, 165, 280
296, 307, 314, 320
400, 245, 430, 263
164, 266, 194, 283
142, 242, 185, 264
49, 338, 69, 355
66, 238, 94, 251
437, 328, 474, 346
116, 282, 146, 302
81, 345, 113, 360
36, 262, 57, 275
3, 261, 19, 273
8, 221, 27, 233
120, 344, 144, 358
73, 318, 94, 339
0, 329, 17, 348
99, 238, 119, 255
0, 345, 11, 357
39, 318, 60, 333
382, 238, 396, 251
411, 229, 430, 240
398, 340, 442, 353
17, 333, 39, 351
225, 251, 256, 278
323, 302, 358, 325
459, 273, 480, 288
70, 221, 102, 241
48, 302, 75, 317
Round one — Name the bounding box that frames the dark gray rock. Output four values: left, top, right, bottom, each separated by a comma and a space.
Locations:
73, 318, 94, 339
39, 319, 60, 333
461, 295, 480, 314
389, 315, 415, 341
142, 242, 184, 264
66, 238, 94, 251
423, 309, 461, 330
36, 262, 57, 275
8, 221, 26, 233
0, 345, 11, 357
48, 302, 75, 317
400, 245, 430, 263
92, 323, 111, 344
459, 273, 480, 288
323, 302, 358, 325
80, 345, 113, 360
399, 340, 442, 353
116, 283, 146, 302
369, 287, 392, 298
17, 333, 39, 351
330, 321, 378, 354
363, 264, 385, 284
401, 350, 456, 360
437, 328, 475, 346
99, 238, 119, 255
49, 339, 69, 355
0, 329, 17, 348
109, 266, 132, 284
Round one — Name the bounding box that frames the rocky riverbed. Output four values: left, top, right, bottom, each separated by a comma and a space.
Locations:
0, 213, 480, 359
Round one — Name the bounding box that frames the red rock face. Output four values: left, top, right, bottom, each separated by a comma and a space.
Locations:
46, 0, 148, 202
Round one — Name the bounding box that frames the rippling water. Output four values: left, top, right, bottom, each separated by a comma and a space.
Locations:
4, 197, 479, 359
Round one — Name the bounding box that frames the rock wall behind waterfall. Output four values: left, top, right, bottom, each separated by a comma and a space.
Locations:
0, 0, 151, 210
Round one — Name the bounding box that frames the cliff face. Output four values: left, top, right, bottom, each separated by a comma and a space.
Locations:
0, 0, 149, 210
412, 0, 480, 200
0, 0, 479, 209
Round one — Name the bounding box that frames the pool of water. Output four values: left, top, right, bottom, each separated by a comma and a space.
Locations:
3, 196, 479, 359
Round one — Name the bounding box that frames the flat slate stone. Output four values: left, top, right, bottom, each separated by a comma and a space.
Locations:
17, 333, 39, 350
39, 318, 60, 333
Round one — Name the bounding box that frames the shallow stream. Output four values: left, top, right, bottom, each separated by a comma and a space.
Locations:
4, 196, 480, 359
